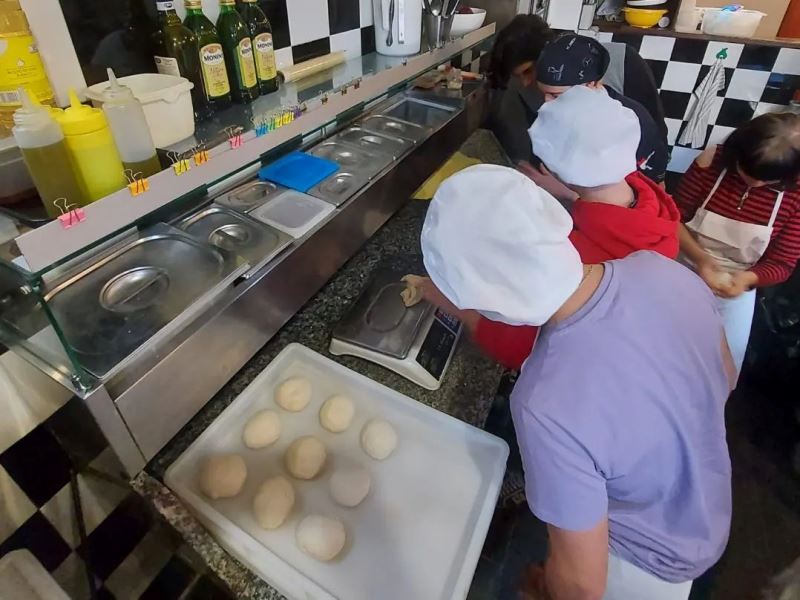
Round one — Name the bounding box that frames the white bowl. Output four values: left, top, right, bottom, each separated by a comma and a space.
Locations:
627, 0, 667, 6
451, 8, 487, 38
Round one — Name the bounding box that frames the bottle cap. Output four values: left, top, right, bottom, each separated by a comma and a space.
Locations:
101, 68, 136, 104
56, 89, 109, 136
11, 87, 52, 130
219, 0, 236, 6
184, 0, 201, 7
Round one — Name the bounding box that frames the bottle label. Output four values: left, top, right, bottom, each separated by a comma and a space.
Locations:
199, 43, 231, 98
154, 55, 181, 77
254, 33, 277, 82
237, 38, 258, 89
156, 1, 175, 10
0, 35, 54, 107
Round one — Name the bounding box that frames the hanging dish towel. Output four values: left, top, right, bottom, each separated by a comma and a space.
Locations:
679, 57, 726, 148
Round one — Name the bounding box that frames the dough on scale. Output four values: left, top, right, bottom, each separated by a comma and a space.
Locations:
199, 454, 247, 500
275, 377, 312, 412
242, 410, 282, 449
319, 395, 355, 433
285, 436, 327, 479
400, 275, 424, 307
360, 419, 398, 460
252, 475, 295, 530
296, 515, 347, 561
329, 466, 371, 507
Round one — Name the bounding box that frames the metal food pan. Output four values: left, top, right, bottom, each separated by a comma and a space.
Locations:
332, 126, 412, 160
359, 114, 428, 143
216, 180, 286, 213
308, 171, 371, 207
308, 141, 392, 179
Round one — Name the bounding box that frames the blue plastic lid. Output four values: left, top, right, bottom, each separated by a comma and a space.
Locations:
258, 151, 340, 193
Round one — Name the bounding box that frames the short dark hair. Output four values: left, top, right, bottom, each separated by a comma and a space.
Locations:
723, 112, 800, 187
488, 15, 555, 89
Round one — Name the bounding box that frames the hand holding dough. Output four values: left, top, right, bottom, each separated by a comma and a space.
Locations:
285, 436, 327, 479
296, 515, 347, 561
199, 454, 247, 499
319, 395, 355, 433
361, 419, 398, 460
275, 377, 312, 412
330, 466, 371, 507
242, 410, 282, 449
253, 476, 295, 530
400, 274, 425, 307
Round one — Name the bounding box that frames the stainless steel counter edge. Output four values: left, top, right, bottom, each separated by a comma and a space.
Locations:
83, 82, 488, 476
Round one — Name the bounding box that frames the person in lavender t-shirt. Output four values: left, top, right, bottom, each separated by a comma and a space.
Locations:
419, 165, 736, 600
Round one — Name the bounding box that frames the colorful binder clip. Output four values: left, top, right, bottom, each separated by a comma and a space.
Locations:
253, 116, 268, 137
124, 170, 150, 196
192, 143, 209, 166
168, 151, 191, 176
54, 197, 86, 229
226, 127, 244, 149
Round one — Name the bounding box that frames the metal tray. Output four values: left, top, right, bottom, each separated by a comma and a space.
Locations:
379, 97, 456, 130
45, 224, 238, 378
333, 267, 432, 360
332, 126, 412, 160
308, 141, 392, 179
178, 204, 292, 276
359, 114, 428, 143
216, 180, 286, 213
308, 171, 370, 207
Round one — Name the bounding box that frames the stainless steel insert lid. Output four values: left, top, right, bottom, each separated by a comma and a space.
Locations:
333, 267, 432, 360
45, 223, 239, 378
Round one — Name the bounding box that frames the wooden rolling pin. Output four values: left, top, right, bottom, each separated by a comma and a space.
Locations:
279, 52, 346, 83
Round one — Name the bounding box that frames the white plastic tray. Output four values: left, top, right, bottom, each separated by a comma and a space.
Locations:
165, 343, 508, 600
250, 190, 334, 239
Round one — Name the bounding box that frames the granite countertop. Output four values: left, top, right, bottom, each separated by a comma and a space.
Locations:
132, 129, 511, 599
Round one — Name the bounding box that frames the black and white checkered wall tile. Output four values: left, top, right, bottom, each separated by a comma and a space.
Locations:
595, 32, 800, 174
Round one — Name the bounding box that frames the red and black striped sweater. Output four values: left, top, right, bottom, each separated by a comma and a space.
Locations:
675, 147, 800, 287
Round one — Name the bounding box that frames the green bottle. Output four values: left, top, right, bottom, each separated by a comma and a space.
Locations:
217, 0, 259, 104
237, 0, 279, 95
153, 1, 212, 120
184, 0, 232, 111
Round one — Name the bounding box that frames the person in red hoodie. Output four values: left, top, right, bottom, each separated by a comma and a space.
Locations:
414, 85, 680, 370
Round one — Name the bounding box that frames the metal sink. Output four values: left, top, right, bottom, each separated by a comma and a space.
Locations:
379, 97, 457, 130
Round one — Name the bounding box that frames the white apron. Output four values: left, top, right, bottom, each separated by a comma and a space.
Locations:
683, 169, 784, 374
604, 554, 692, 600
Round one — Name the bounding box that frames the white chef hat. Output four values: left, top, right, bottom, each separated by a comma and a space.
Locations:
529, 85, 640, 187
421, 164, 583, 326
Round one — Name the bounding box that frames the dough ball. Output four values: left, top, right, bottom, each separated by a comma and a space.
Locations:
714, 271, 734, 288
285, 436, 327, 479
252, 476, 295, 530
199, 454, 247, 499
242, 410, 282, 449
319, 395, 355, 433
296, 515, 346, 561
400, 275, 424, 308
360, 419, 398, 460
275, 377, 312, 412
329, 466, 371, 507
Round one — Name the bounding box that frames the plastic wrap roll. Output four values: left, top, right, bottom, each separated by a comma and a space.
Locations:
279, 52, 346, 83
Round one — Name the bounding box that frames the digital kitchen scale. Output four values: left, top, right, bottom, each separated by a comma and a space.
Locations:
330, 267, 462, 390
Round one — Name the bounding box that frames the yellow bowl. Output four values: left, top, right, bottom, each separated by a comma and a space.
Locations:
623, 7, 668, 28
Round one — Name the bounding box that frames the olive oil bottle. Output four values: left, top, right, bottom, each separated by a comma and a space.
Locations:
184, 0, 232, 111
153, 1, 212, 120
238, 0, 279, 95
217, 0, 259, 104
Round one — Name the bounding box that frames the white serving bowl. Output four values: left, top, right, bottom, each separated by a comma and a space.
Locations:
451, 8, 487, 38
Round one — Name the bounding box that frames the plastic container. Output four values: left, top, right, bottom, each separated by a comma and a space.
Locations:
623, 7, 667, 27
373, 0, 423, 56
702, 8, 765, 38
12, 89, 87, 217
258, 151, 340, 192
0, 137, 34, 204
250, 189, 334, 238
98, 69, 160, 177
56, 89, 126, 202
165, 343, 508, 600
85, 73, 195, 148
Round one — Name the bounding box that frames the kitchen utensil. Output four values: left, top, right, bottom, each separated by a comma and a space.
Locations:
165, 342, 509, 600
422, 0, 431, 11
398, 0, 405, 43
423, 13, 454, 48
278, 53, 345, 84
258, 152, 339, 193
387, 0, 395, 46
447, 0, 462, 16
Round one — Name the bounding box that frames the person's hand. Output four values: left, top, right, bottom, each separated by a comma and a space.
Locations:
696, 258, 732, 296
402, 276, 481, 334
716, 270, 757, 299
517, 161, 578, 205
518, 562, 548, 600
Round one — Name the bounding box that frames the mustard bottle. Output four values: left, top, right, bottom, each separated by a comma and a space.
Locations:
56, 89, 126, 202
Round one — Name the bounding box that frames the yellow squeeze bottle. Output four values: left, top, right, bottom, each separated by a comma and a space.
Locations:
57, 89, 126, 202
